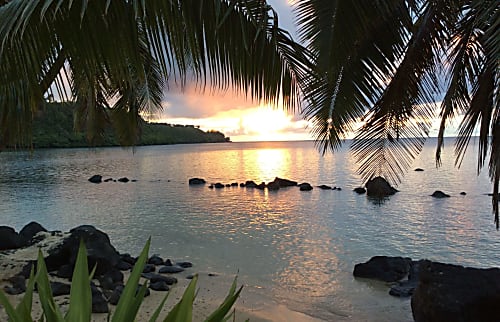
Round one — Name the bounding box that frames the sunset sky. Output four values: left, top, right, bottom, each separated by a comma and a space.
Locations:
152, 0, 458, 142
153, 0, 313, 142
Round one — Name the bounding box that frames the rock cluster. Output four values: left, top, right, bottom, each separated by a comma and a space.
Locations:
354, 256, 500, 321
1, 223, 192, 314
192, 177, 345, 193
88, 175, 136, 184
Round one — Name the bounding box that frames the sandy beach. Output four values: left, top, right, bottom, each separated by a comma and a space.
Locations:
0, 237, 321, 322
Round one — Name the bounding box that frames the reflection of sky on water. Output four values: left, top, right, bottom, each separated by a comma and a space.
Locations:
0, 139, 497, 321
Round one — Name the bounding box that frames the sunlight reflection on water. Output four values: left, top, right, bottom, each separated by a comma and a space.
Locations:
0, 139, 498, 321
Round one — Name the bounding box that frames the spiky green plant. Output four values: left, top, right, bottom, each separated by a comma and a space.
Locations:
0, 239, 242, 322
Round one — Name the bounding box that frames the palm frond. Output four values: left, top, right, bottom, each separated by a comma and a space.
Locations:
350, 0, 454, 184
296, 0, 411, 153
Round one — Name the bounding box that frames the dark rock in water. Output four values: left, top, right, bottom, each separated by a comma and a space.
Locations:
353, 256, 412, 282
256, 182, 266, 190
208, 184, 214, 189
0, 226, 21, 250
365, 177, 398, 197
177, 261, 193, 268
19, 221, 47, 246
299, 183, 313, 191
460, 191, 467, 195
225, 184, 231, 187
239, 183, 245, 187
45, 225, 121, 276
214, 182, 224, 189
91, 288, 109, 313
117, 177, 129, 183
159, 266, 184, 274
142, 272, 178, 285
389, 260, 421, 297
149, 281, 169, 291
148, 255, 164, 266
414, 168, 424, 172
336, 187, 342, 191
353, 187, 366, 194
188, 178, 206, 185
186, 274, 195, 280
164, 259, 173, 267
104, 178, 113, 182
51, 281, 71, 296
142, 264, 156, 273
245, 180, 258, 188
267, 181, 280, 191
431, 190, 450, 198
88, 175, 102, 183
273, 177, 298, 187
318, 185, 332, 190
411, 260, 500, 322
231, 182, 238, 187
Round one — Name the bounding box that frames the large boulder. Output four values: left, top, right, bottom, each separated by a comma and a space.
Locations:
272, 177, 298, 187
189, 178, 206, 185
411, 260, 500, 322
431, 190, 450, 198
365, 177, 398, 197
45, 225, 121, 276
353, 256, 412, 282
0, 226, 22, 250
299, 183, 313, 191
88, 175, 102, 183
19, 221, 47, 246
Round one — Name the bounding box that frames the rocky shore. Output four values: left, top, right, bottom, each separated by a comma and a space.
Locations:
0, 223, 194, 315
353, 256, 500, 322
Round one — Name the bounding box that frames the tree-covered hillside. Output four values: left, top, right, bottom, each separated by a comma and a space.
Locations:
31, 103, 229, 148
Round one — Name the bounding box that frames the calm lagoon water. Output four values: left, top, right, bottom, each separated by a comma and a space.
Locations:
1, 138, 499, 321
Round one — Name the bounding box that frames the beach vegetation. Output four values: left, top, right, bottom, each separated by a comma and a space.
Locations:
0, 239, 242, 321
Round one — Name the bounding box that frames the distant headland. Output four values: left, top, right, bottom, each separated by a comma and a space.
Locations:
27, 103, 230, 149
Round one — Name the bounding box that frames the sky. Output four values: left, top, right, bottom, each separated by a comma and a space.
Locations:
151, 0, 460, 142
152, 0, 312, 142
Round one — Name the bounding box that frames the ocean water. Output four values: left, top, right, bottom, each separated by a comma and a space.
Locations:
0, 138, 498, 321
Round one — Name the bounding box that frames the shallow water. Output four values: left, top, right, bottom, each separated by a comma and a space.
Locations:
1, 138, 498, 321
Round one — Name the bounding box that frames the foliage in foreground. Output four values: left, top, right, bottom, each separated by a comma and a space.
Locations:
0, 239, 242, 322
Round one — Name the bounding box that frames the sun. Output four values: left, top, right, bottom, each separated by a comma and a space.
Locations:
242, 106, 293, 141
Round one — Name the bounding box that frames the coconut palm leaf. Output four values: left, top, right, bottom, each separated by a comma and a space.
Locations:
0, 0, 310, 148
297, 0, 412, 154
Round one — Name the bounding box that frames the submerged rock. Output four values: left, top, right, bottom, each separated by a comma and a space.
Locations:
353, 187, 366, 194
188, 178, 206, 185
88, 175, 102, 183
365, 177, 398, 197
414, 168, 424, 172
353, 256, 412, 282
299, 183, 313, 191
411, 260, 500, 322
272, 177, 298, 187
431, 190, 450, 198
318, 185, 332, 190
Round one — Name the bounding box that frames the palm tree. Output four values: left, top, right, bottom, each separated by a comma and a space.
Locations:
295, 0, 499, 226
0, 0, 311, 147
